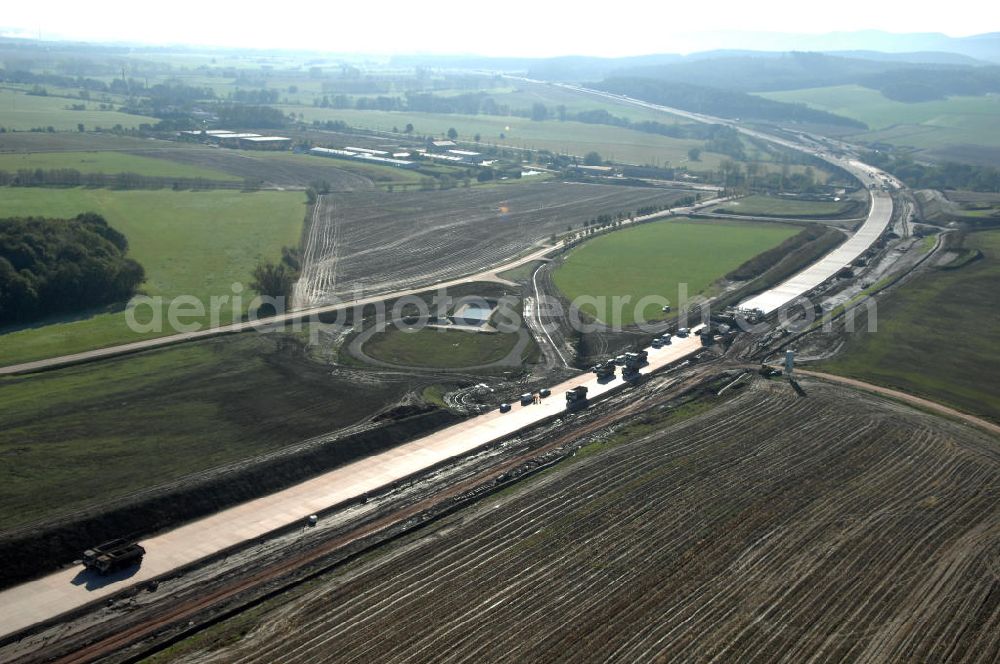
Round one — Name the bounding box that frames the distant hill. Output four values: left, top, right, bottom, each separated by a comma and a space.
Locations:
667, 31, 1000, 64
821, 50, 988, 66
594, 77, 867, 128
608, 52, 1000, 102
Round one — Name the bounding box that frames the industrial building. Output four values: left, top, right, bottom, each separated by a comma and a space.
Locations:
309, 146, 417, 168
238, 136, 291, 150
177, 130, 291, 150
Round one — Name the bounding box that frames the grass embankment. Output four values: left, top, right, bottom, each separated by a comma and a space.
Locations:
820, 230, 1000, 423
0, 188, 303, 366
552, 218, 799, 326
726, 224, 844, 282
714, 194, 862, 218
0, 89, 158, 131
361, 326, 532, 369
0, 150, 238, 180
0, 332, 394, 531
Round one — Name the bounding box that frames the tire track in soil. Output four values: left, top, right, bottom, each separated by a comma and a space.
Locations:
194, 378, 999, 664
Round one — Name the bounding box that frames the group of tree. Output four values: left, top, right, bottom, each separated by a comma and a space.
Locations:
0, 168, 237, 190
0, 213, 145, 325
249, 246, 301, 316
215, 104, 288, 129
568, 52, 1000, 104
231, 88, 281, 104
859, 67, 1000, 102
861, 151, 1000, 192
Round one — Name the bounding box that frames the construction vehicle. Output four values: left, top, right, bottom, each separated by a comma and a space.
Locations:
700, 327, 716, 346
566, 386, 588, 409
623, 351, 648, 370
594, 360, 616, 380
81, 539, 145, 575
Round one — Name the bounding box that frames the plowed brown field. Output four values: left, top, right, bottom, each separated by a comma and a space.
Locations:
172, 377, 1000, 663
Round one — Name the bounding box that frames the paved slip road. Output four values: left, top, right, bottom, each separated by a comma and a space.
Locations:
0, 331, 706, 639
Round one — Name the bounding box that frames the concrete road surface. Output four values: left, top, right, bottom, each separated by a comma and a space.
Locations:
739, 189, 893, 314
531, 80, 898, 317
0, 331, 705, 639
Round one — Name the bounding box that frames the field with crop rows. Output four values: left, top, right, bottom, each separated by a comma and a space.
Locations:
294, 182, 691, 306
164, 377, 1000, 663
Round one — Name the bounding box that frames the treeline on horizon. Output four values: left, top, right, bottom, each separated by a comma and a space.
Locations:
594, 77, 867, 128
861, 151, 1000, 192
584, 53, 1000, 103
0, 213, 145, 325
0, 168, 248, 190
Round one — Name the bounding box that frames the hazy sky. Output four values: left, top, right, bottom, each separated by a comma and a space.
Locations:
3, 0, 996, 57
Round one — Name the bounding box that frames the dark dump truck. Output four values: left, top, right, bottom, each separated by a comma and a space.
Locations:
81, 539, 145, 575
622, 351, 649, 381
565, 385, 589, 410
623, 351, 648, 370
594, 359, 617, 380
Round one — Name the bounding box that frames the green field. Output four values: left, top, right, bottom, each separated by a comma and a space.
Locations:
758, 85, 1000, 150
481, 82, 690, 124
553, 218, 799, 326
361, 326, 532, 368
282, 107, 728, 169
0, 89, 159, 131
0, 188, 304, 366
819, 230, 1000, 424
0, 150, 238, 180
0, 330, 401, 530
714, 194, 862, 218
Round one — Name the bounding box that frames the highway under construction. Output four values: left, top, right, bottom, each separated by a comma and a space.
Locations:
0, 81, 919, 662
